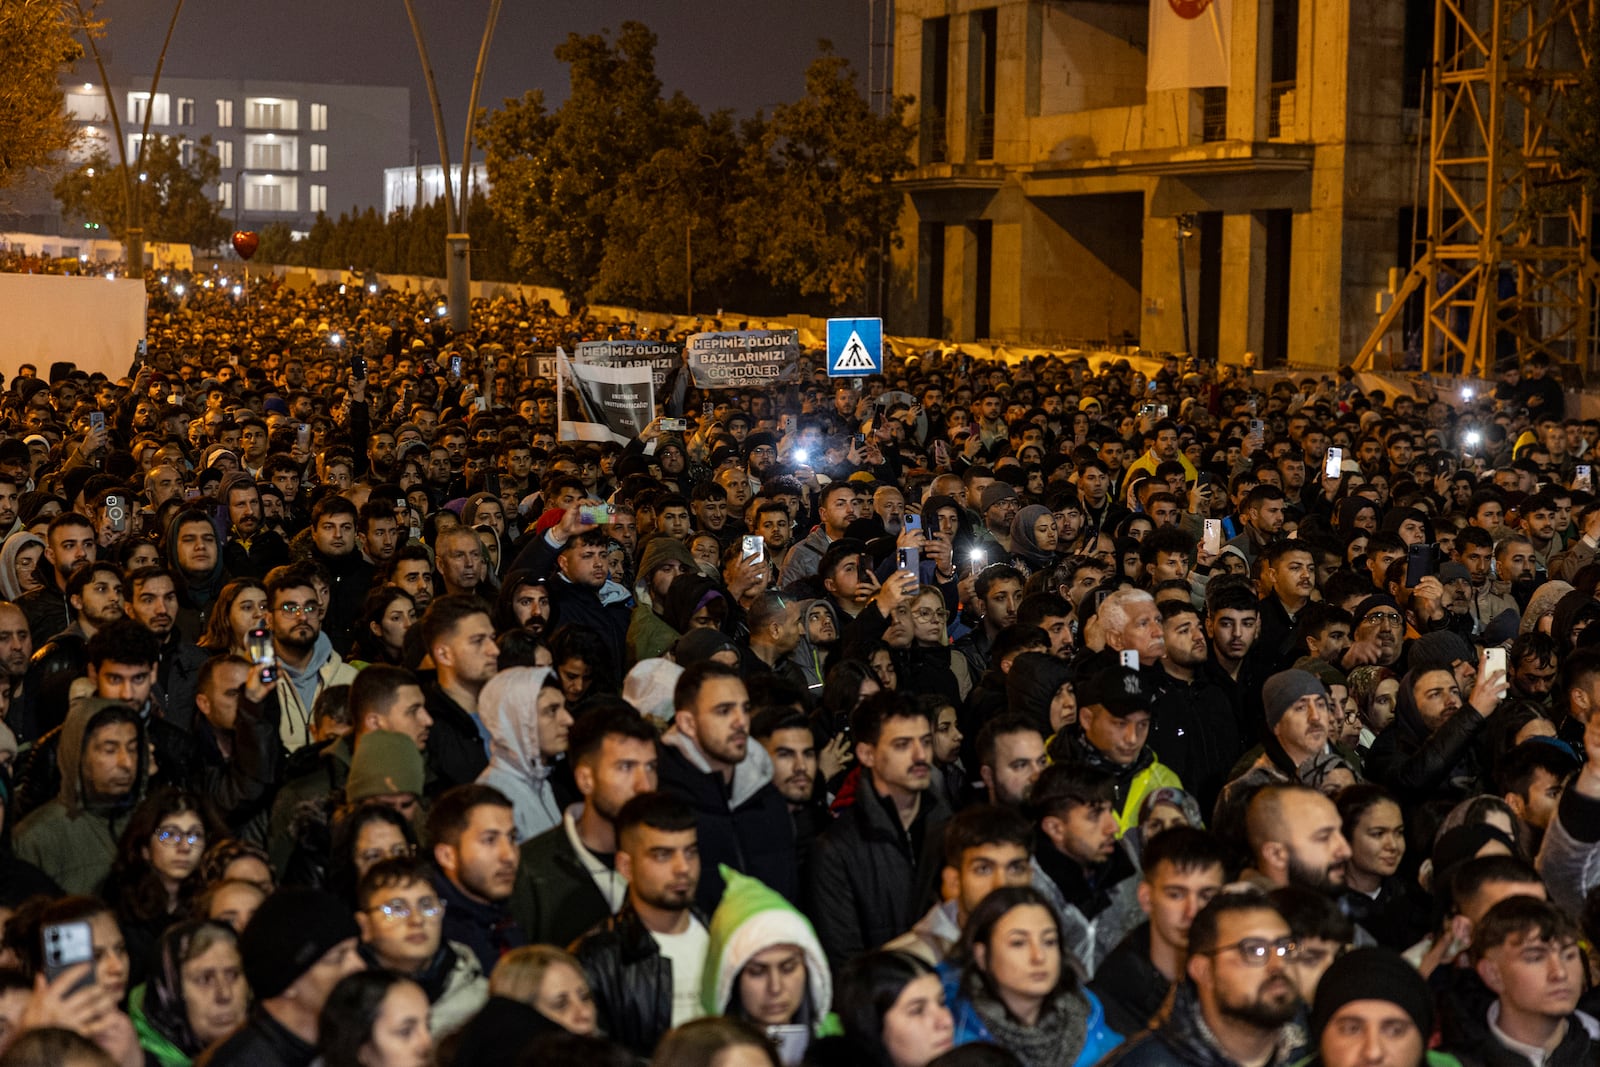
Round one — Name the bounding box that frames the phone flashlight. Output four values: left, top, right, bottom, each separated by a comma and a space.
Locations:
794, 449, 809, 464
1461, 387, 1474, 401
1465, 432, 1481, 446
969, 548, 984, 561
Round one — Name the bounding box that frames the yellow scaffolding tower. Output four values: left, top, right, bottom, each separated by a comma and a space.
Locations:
1356, 0, 1600, 378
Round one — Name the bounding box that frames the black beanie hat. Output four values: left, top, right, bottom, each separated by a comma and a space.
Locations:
1310, 947, 1433, 1038
238, 888, 359, 999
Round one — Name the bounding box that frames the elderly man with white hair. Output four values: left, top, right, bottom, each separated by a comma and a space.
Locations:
1098, 586, 1168, 668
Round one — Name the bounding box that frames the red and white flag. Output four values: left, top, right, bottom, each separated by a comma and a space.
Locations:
1148, 0, 1231, 91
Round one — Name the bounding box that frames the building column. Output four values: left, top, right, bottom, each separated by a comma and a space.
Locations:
1219, 212, 1268, 365
1226, 0, 1270, 142
944, 224, 979, 342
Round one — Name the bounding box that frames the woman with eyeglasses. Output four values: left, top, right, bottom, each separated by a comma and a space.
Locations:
129, 919, 250, 1067
104, 788, 220, 988
944, 886, 1121, 1067
326, 802, 419, 909
901, 587, 965, 704
353, 855, 488, 1039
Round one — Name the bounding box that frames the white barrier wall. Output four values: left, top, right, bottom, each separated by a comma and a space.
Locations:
0, 274, 146, 381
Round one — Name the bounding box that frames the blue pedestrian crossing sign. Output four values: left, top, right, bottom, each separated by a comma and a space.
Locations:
827, 317, 883, 377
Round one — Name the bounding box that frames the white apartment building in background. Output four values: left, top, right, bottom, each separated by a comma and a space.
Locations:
60, 76, 410, 236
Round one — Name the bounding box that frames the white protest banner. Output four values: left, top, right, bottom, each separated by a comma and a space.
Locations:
684, 330, 802, 390
574, 339, 681, 392
556, 348, 655, 445
1148, 0, 1231, 91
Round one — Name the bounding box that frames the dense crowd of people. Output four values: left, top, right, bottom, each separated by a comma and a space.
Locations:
0, 267, 1590, 1067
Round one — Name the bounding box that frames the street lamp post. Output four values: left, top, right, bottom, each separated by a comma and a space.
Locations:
1176, 212, 1197, 358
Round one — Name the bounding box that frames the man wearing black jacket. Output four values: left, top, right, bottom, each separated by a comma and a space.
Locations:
510, 504, 629, 671
658, 661, 798, 914
419, 595, 497, 793
190, 653, 282, 837
573, 792, 708, 1059
808, 691, 951, 967
510, 702, 659, 947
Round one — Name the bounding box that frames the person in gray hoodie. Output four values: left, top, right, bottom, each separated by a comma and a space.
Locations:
477, 666, 574, 841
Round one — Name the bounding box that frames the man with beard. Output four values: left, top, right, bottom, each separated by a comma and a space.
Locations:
1149, 602, 1240, 815
573, 792, 707, 1058
266, 564, 359, 753
742, 591, 808, 695
219, 475, 290, 580
0, 602, 33, 732
356, 502, 401, 569
974, 714, 1047, 808
61, 563, 124, 641
122, 567, 208, 733
1243, 785, 1352, 896
751, 708, 830, 884
1349, 595, 1406, 671
420, 595, 498, 792
511, 703, 660, 946
1031, 762, 1144, 975
810, 691, 951, 966
1099, 892, 1305, 1067
384, 545, 436, 615
18, 512, 96, 644
1367, 662, 1507, 807
1225, 485, 1288, 569
658, 661, 797, 914
303, 496, 373, 654
429, 784, 527, 976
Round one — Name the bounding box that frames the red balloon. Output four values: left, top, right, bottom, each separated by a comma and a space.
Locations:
231, 230, 259, 261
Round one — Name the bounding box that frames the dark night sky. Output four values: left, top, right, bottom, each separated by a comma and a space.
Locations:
97, 0, 876, 163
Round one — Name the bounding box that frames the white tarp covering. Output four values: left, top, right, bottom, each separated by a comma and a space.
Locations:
0, 274, 145, 381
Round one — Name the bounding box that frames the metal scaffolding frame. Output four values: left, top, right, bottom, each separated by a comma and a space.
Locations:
1357, 0, 1600, 377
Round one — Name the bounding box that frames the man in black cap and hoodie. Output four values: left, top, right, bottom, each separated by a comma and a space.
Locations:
204, 888, 364, 1067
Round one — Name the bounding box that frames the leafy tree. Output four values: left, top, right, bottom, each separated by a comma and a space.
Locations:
737, 46, 915, 310
0, 0, 82, 191
53, 134, 229, 248
480, 21, 701, 300
593, 111, 752, 311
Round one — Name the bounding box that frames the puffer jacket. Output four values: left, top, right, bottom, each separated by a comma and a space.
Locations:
476, 666, 563, 841
658, 728, 798, 915
572, 902, 700, 1058
807, 768, 950, 967
1098, 979, 1306, 1067
940, 963, 1122, 1067
1006, 652, 1074, 734
13, 696, 150, 895
1364, 667, 1488, 805
357, 939, 487, 1040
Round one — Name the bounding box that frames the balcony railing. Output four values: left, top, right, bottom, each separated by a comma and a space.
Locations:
920, 113, 948, 164
1201, 87, 1228, 142
1269, 81, 1296, 138
976, 112, 995, 160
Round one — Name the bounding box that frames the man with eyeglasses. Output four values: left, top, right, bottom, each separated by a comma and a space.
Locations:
1350, 595, 1406, 670
355, 855, 488, 1035
263, 564, 358, 753
1099, 891, 1307, 1067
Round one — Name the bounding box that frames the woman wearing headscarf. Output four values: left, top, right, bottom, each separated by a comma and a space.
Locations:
0, 530, 43, 601
130, 919, 250, 1067
1007, 505, 1059, 578
476, 667, 576, 841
